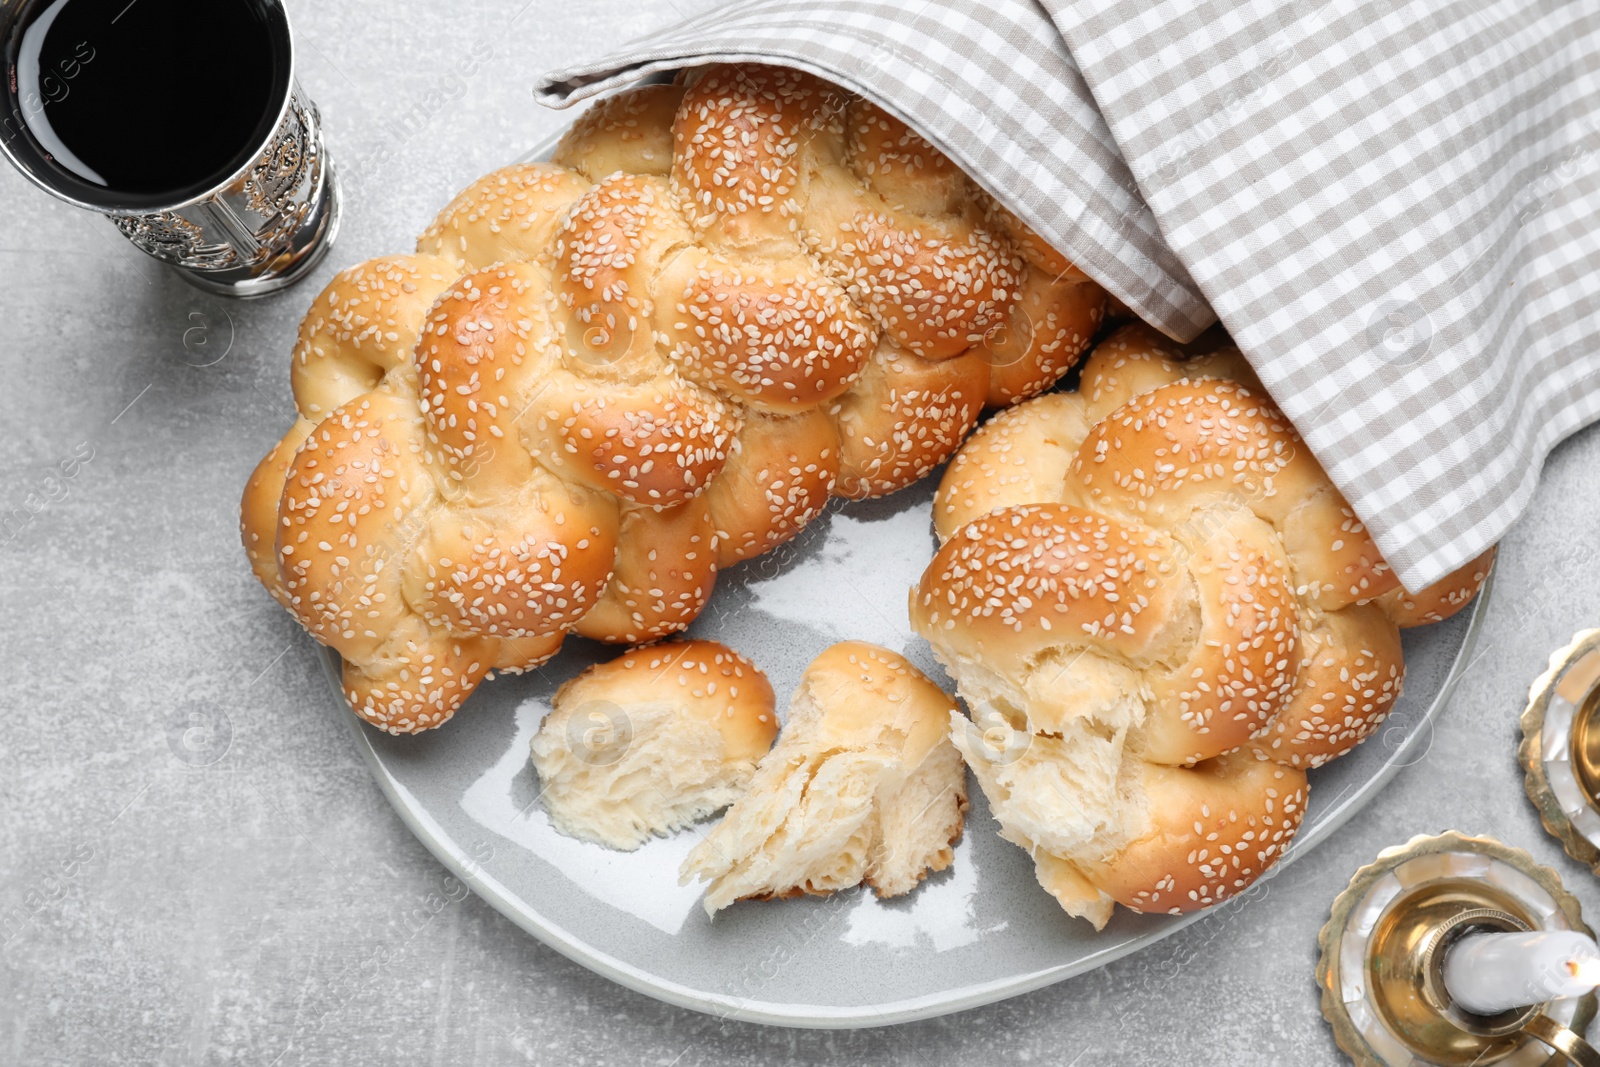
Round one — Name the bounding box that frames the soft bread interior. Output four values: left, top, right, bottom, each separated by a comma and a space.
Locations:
870, 734, 969, 897
941, 644, 1157, 931
529, 641, 776, 850
531, 700, 758, 851
680, 643, 967, 914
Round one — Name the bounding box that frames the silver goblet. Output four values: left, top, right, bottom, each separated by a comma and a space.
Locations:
1, 0, 340, 297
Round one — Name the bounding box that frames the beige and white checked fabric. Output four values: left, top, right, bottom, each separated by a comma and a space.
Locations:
535, 0, 1600, 591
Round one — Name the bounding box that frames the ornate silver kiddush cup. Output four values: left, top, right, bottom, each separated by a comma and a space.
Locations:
0, 0, 340, 297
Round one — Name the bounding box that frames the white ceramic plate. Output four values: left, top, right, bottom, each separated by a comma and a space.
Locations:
320, 484, 1490, 1028
315, 116, 1493, 1028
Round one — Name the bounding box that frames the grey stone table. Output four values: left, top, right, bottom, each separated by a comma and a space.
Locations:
2, 1, 1597, 1063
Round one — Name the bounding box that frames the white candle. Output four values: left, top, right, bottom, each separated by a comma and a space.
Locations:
1442, 930, 1600, 1015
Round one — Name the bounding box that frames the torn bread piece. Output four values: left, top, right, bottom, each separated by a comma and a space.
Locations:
530, 641, 777, 850
680, 641, 967, 915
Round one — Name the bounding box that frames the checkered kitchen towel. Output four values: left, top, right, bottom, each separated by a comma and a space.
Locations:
535, 0, 1600, 591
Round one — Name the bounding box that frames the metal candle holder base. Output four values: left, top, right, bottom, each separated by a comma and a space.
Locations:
1521, 630, 1600, 871
1317, 832, 1599, 1066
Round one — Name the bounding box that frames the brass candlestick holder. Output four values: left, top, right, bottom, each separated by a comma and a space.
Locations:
1521, 630, 1600, 871
1317, 832, 1599, 1066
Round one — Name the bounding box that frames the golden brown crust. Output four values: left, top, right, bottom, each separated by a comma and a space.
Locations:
240, 417, 315, 611
524, 372, 738, 507
1378, 545, 1497, 627
983, 198, 1087, 280
402, 474, 620, 641
1279, 485, 1400, 611
1077, 321, 1258, 422
1261, 603, 1404, 769
552, 83, 686, 181
931, 392, 1091, 541
551, 174, 694, 367
244, 63, 1110, 732
845, 100, 966, 217
704, 408, 840, 567
276, 392, 437, 664
672, 65, 832, 246
291, 254, 458, 419
1085, 751, 1308, 915
1073, 378, 1315, 528
808, 192, 1021, 363
656, 250, 874, 413
415, 262, 558, 494
911, 503, 1189, 678
556, 639, 778, 760
340, 619, 495, 734
416, 163, 592, 272
983, 263, 1105, 408
493, 631, 565, 673
572, 497, 718, 644
831, 341, 988, 499
1141, 510, 1301, 765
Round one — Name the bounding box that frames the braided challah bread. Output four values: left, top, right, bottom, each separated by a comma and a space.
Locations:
239, 64, 1106, 733
910, 323, 1494, 928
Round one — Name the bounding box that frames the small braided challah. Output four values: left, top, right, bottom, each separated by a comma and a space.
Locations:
239, 64, 1106, 733
910, 323, 1493, 928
